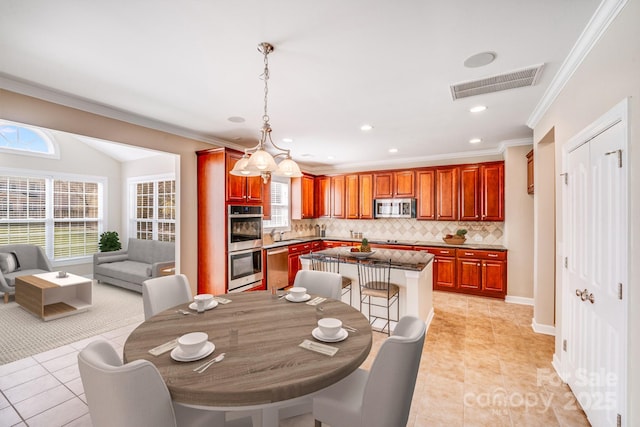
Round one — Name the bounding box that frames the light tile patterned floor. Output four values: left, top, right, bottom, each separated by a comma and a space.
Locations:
0, 292, 591, 426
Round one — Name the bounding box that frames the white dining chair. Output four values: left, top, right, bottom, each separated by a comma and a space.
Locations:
142, 273, 193, 320
293, 269, 342, 300
312, 315, 426, 427
78, 339, 252, 427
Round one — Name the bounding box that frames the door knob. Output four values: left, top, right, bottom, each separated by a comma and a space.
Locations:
580, 289, 589, 301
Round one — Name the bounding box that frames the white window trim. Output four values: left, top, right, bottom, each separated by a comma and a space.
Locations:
127, 173, 176, 241
0, 167, 106, 264
0, 120, 60, 160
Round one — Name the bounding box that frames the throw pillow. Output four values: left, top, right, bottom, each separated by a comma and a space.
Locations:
0, 252, 20, 274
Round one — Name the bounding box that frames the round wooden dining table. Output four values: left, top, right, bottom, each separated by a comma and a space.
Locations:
123, 291, 372, 427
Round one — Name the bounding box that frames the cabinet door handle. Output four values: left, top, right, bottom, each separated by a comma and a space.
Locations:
488, 253, 498, 257
464, 252, 474, 256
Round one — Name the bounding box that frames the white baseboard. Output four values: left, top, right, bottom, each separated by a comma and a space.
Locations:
424, 307, 435, 332
532, 319, 556, 336
505, 295, 534, 306
552, 353, 566, 382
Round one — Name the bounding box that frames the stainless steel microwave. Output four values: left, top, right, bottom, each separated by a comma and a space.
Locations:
374, 198, 416, 218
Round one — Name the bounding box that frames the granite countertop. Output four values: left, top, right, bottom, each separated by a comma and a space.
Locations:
301, 247, 434, 272
263, 236, 506, 251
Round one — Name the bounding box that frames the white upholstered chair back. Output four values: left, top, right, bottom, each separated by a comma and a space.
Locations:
293, 269, 342, 300
142, 273, 192, 320
78, 339, 177, 427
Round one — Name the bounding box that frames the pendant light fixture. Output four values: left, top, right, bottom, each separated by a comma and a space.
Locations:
230, 42, 302, 183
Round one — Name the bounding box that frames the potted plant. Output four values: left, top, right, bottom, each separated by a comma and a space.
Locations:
99, 231, 122, 252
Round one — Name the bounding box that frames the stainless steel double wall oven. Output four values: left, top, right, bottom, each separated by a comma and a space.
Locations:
227, 205, 263, 292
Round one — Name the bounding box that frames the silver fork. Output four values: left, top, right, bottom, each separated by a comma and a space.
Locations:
193, 353, 225, 373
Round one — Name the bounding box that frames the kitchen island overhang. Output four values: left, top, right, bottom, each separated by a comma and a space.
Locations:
300, 248, 435, 329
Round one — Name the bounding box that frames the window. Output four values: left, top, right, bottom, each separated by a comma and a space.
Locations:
0, 173, 103, 260
0, 122, 57, 158
130, 177, 176, 242
263, 176, 290, 230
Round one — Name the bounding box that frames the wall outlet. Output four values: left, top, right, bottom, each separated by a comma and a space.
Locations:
474, 235, 482, 242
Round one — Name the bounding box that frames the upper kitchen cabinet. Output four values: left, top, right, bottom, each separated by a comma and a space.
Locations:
331, 175, 346, 218
292, 173, 315, 219
315, 176, 331, 218
416, 169, 436, 220
373, 170, 415, 199
480, 162, 504, 221
225, 151, 264, 204
459, 165, 481, 221
435, 167, 458, 221
345, 173, 374, 219
458, 162, 505, 221
526, 149, 534, 194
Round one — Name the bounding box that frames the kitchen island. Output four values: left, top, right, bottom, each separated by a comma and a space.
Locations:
300, 248, 434, 328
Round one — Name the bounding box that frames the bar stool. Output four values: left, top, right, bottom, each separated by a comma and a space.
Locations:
357, 260, 399, 335
310, 253, 353, 305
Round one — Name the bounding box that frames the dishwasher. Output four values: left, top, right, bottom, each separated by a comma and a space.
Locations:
266, 247, 289, 290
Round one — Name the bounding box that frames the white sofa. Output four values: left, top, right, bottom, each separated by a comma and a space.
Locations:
93, 238, 175, 293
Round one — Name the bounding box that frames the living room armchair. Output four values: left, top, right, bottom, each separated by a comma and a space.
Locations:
0, 244, 53, 303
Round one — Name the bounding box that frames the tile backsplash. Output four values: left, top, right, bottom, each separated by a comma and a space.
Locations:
274, 218, 504, 245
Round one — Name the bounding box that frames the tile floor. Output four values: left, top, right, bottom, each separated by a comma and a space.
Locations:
0, 292, 591, 427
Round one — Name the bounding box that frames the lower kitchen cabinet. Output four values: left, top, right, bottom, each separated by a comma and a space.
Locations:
456, 249, 507, 298
288, 241, 321, 286
418, 247, 456, 291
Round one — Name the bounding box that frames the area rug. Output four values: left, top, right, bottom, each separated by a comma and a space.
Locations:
0, 281, 144, 365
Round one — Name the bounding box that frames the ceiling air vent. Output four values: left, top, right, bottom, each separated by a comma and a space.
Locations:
450, 64, 544, 100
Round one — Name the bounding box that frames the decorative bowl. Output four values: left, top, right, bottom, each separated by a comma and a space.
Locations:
346, 250, 376, 258
443, 237, 466, 245
177, 332, 208, 355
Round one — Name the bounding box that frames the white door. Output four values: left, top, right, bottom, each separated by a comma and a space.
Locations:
563, 112, 627, 427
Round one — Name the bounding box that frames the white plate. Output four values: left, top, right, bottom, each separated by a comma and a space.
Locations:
171, 341, 215, 362
312, 327, 348, 343
346, 250, 376, 258
188, 299, 219, 311
286, 293, 311, 303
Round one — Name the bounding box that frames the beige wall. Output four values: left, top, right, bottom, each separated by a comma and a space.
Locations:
503, 145, 534, 299
532, 0, 639, 423
0, 89, 215, 295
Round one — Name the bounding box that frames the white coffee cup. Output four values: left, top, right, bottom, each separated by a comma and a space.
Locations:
177, 332, 208, 355
194, 294, 213, 313
289, 287, 307, 300
318, 318, 342, 338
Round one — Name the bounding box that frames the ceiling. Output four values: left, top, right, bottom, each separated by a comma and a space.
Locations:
0, 0, 602, 172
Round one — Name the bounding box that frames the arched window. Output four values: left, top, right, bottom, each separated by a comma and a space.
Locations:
0, 122, 57, 157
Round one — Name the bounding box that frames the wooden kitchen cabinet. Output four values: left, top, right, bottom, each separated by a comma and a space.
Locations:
373, 170, 415, 199
369, 243, 414, 250
331, 175, 346, 218
322, 240, 353, 249
225, 151, 265, 204
459, 165, 481, 221
316, 176, 331, 218
416, 169, 436, 220
526, 149, 534, 194
292, 174, 315, 219
287, 241, 316, 286
435, 167, 458, 220
345, 173, 373, 219
458, 162, 504, 221
480, 162, 504, 221
359, 173, 374, 219
419, 247, 456, 291
456, 249, 507, 298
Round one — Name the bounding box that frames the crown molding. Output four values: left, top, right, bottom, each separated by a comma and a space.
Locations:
0, 73, 244, 150
527, 0, 629, 129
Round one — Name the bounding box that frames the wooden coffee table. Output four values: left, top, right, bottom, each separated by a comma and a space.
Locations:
15, 272, 93, 321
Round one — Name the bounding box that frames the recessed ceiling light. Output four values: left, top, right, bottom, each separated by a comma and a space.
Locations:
282, 138, 293, 143
360, 124, 373, 131
327, 155, 335, 160
469, 105, 487, 113
469, 138, 482, 144
388, 148, 398, 153
301, 153, 314, 158
464, 52, 496, 68
227, 116, 245, 123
